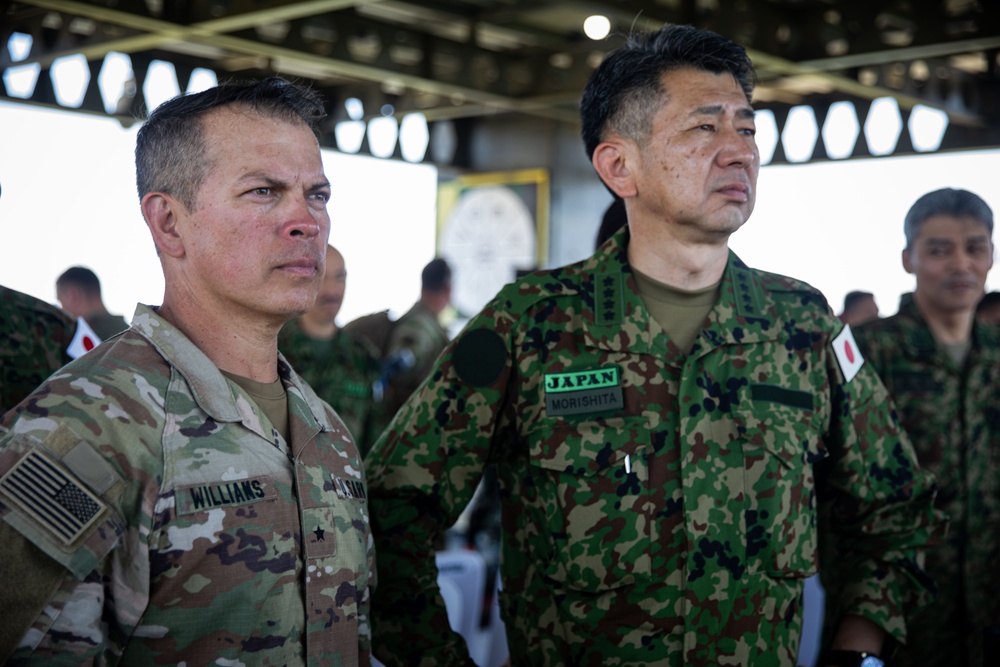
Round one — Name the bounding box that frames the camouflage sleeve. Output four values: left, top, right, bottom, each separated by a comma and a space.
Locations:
0, 421, 140, 665
818, 326, 946, 646
366, 301, 516, 667
0, 523, 71, 662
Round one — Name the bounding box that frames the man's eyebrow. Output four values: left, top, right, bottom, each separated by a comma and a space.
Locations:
691, 105, 756, 119
691, 104, 724, 116
238, 173, 286, 188
236, 173, 330, 191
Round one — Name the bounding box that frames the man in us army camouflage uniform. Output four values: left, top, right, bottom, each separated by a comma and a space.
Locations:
0, 78, 373, 665
280, 244, 387, 456
848, 188, 1000, 667
365, 24, 943, 667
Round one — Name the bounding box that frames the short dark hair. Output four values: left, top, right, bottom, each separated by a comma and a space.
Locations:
580, 24, 756, 160
56, 266, 102, 297
904, 187, 994, 248
421, 258, 452, 292
842, 290, 874, 313
135, 77, 327, 209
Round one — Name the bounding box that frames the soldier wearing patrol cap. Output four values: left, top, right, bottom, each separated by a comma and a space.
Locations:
849, 187, 1000, 667
364, 24, 944, 667
0, 78, 373, 665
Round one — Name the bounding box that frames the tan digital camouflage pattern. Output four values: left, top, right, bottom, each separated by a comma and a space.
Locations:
279, 318, 388, 456
0, 304, 373, 666
853, 299, 1000, 667
366, 228, 944, 667
0, 285, 75, 414
384, 301, 449, 417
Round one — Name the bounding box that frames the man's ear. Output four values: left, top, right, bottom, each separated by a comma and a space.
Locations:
142, 192, 186, 258
901, 247, 914, 275
592, 138, 639, 199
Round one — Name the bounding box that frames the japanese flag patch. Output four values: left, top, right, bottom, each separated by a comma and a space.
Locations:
832, 324, 864, 383
67, 317, 101, 359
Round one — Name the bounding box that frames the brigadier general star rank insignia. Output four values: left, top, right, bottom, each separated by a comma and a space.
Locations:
314, 526, 325, 541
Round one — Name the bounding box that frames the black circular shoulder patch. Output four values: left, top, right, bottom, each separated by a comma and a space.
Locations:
452, 328, 508, 387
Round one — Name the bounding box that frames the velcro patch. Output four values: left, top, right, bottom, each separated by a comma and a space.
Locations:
453, 328, 507, 387
751, 384, 814, 410
544, 366, 623, 416
175, 476, 276, 516
0, 449, 106, 545
333, 475, 367, 501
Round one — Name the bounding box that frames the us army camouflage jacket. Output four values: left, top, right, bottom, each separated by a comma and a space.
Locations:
0, 304, 373, 666
853, 299, 1000, 667
0, 285, 75, 414
365, 228, 943, 667
279, 318, 388, 456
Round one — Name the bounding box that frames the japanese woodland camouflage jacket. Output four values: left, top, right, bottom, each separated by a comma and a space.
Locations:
365, 228, 944, 667
279, 318, 387, 457
0, 285, 75, 414
854, 299, 1000, 667
0, 304, 373, 666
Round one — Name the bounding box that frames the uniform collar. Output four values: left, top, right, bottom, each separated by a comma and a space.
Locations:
892, 296, 1000, 363
582, 229, 775, 354
130, 304, 332, 441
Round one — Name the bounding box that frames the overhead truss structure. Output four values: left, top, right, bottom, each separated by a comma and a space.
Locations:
2, 0, 999, 164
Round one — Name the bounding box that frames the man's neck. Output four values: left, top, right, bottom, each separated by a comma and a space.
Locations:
626, 224, 730, 290
298, 314, 338, 341
84, 303, 111, 319
158, 292, 282, 383
913, 293, 975, 345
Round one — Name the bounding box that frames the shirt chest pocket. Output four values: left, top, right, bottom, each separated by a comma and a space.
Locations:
527, 416, 652, 591
728, 386, 827, 577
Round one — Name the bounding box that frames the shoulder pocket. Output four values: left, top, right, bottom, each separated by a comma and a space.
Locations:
0, 432, 125, 579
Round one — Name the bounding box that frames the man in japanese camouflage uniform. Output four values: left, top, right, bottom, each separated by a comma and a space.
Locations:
364, 24, 944, 667
280, 244, 387, 456
851, 188, 1000, 667
0, 285, 75, 414
0, 78, 373, 665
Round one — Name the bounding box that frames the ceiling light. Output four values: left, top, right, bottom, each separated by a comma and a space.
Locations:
51, 54, 90, 108
908, 105, 949, 152
821, 101, 860, 159
367, 116, 398, 158
583, 15, 611, 41
863, 97, 902, 157
754, 110, 779, 165
781, 105, 819, 163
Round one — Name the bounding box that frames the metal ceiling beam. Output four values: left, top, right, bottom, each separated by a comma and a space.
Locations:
568, 0, 991, 127
795, 35, 1000, 72
4, 0, 997, 129
10, 0, 580, 123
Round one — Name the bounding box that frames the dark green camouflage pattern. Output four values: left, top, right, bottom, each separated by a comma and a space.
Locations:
0, 285, 75, 414
0, 304, 373, 665
383, 301, 449, 418
853, 298, 1000, 667
279, 318, 388, 456
365, 227, 944, 667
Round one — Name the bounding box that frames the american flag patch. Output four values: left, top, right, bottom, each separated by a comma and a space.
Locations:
0, 449, 105, 545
